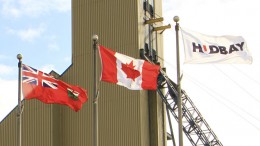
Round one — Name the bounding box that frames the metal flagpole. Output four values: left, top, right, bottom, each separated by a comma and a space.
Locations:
17, 54, 23, 146
174, 16, 184, 146
92, 35, 99, 146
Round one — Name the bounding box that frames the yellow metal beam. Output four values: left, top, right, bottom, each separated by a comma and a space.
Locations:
153, 24, 171, 31
144, 17, 164, 24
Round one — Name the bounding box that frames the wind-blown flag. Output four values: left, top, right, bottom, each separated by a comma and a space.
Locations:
181, 28, 253, 64
99, 45, 160, 90
22, 64, 88, 112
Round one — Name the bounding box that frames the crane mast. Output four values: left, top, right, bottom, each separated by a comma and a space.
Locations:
142, 1, 222, 145
140, 50, 223, 146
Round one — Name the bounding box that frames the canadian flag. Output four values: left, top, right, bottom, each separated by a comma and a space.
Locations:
99, 45, 160, 90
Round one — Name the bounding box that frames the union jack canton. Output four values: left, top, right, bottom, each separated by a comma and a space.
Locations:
22, 64, 58, 89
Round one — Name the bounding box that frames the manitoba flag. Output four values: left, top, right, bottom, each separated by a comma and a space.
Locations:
181, 28, 253, 64
99, 45, 160, 90
22, 64, 88, 112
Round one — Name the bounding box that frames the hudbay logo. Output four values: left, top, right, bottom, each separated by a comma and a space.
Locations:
192, 42, 245, 54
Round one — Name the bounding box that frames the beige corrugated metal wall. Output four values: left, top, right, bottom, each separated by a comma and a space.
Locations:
0, 100, 53, 146
0, 0, 166, 146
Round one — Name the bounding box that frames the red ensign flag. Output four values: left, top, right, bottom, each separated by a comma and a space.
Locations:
22, 64, 88, 112
99, 45, 160, 90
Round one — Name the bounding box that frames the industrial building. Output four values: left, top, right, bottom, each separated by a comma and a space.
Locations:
0, 1, 167, 146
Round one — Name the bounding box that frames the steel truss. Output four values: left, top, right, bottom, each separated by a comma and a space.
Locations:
157, 70, 223, 146
140, 49, 223, 146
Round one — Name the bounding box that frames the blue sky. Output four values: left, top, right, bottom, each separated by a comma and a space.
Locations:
0, 0, 71, 125
1, 0, 260, 146
0, 0, 71, 77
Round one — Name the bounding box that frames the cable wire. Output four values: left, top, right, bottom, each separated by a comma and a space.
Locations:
159, 55, 260, 130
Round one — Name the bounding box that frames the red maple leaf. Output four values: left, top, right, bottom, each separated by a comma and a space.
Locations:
121, 61, 141, 81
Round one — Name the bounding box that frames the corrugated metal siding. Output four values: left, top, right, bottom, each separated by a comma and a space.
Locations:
0, 0, 165, 146
57, 65, 93, 146
0, 100, 53, 146
59, 0, 145, 145
0, 108, 17, 146
22, 100, 53, 146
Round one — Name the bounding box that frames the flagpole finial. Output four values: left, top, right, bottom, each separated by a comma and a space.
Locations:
17, 54, 23, 61
92, 34, 98, 42
173, 16, 179, 23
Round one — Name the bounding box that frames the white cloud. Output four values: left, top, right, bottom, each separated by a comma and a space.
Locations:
0, 54, 8, 60
48, 42, 60, 51
64, 56, 71, 62
47, 35, 60, 51
1, 0, 71, 18
1, 2, 21, 17
52, 0, 71, 12
0, 78, 18, 122
0, 64, 15, 75
6, 24, 46, 42
40, 64, 56, 73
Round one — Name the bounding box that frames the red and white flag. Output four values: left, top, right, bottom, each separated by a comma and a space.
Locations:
181, 28, 253, 64
99, 45, 160, 90
22, 64, 88, 112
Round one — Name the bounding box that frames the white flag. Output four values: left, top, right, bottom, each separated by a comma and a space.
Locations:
181, 28, 253, 64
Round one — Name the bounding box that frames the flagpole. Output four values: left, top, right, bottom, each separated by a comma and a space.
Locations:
174, 16, 184, 146
92, 35, 99, 146
17, 54, 23, 146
